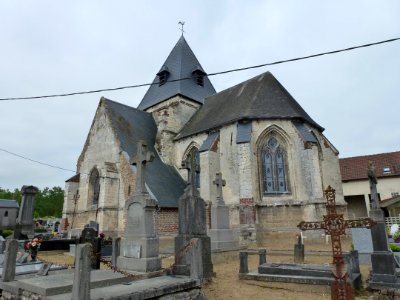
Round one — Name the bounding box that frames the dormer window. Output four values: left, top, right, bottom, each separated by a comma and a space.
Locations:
383, 167, 391, 174
192, 67, 206, 87
157, 66, 170, 86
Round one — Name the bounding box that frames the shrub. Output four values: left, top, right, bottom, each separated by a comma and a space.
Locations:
34, 228, 48, 233
389, 244, 400, 252
1, 229, 13, 238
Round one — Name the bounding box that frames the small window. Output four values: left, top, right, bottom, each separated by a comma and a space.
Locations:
383, 167, 391, 174
4, 211, 8, 217
192, 68, 206, 87
157, 67, 170, 86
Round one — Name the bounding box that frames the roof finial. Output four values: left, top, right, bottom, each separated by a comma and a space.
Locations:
178, 21, 185, 36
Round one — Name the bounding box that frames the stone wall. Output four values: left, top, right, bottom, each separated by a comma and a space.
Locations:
174, 118, 346, 244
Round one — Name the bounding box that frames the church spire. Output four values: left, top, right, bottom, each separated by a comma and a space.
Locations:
137, 36, 216, 111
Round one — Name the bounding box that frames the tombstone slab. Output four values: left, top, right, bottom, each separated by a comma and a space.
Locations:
351, 228, 373, 264
72, 243, 92, 300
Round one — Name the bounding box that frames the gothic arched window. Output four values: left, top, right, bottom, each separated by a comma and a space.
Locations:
187, 147, 200, 188
261, 135, 289, 194
89, 168, 100, 206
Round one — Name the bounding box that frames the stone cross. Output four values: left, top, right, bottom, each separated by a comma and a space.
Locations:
1, 239, 18, 282
130, 140, 155, 194
213, 172, 226, 205
181, 156, 200, 196
368, 161, 379, 209
298, 186, 376, 300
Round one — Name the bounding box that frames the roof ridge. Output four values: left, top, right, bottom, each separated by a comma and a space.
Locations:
340, 151, 400, 160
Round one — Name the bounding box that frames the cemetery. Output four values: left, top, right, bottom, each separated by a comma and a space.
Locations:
1, 155, 400, 300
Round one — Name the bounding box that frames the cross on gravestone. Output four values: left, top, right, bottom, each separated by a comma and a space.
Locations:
298, 186, 377, 300
213, 172, 226, 205
181, 156, 200, 196
130, 140, 155, 194
368, 161, 379, 209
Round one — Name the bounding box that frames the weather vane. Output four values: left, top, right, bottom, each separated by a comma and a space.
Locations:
178, 21, 185, 36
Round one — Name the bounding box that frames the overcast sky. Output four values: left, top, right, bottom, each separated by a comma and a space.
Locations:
0, 1, 399, 190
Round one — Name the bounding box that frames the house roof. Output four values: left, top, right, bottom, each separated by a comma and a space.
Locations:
380, 196, 400, 208
0, 199, 19, 209
176, 71, 324, 140
339, 151, 400, 181
137, 36, 216, 111
103, 98, 186, 207
65, 174, 80, 183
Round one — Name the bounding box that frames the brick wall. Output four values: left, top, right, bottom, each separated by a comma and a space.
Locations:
157, 208, 179, 234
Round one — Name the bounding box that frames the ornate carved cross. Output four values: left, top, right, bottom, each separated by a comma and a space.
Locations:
298, 186, 376, 300
130, 140, 155, 194
213, 172, 226, 205
181, 155, 200, 196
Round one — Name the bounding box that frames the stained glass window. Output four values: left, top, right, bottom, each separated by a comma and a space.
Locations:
262, 136, 288, 193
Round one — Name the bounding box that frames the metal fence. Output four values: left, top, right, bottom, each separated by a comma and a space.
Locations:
385, 217, 400, 227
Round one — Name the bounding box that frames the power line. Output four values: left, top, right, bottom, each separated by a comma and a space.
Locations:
0, 147, 121, 179
1, 37, 399, 101
0, 147, 76, 173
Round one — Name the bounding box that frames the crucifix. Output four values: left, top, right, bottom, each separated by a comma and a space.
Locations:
130, 140, 155, 195
368, 161, 379, 209
181, 155, 200, 197
298, 186, 376, 300
178, 21, 185, 36
213, 172, 226, 205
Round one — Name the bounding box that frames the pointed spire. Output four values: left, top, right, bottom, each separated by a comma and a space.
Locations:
138, 36, 216, 111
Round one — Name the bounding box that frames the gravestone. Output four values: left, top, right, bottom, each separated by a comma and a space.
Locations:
208, 173, 236, 250
173, 157, 213, 279
17, 252, 29, 264
72, 243, 92, 300
116, 140, 161, 272
351, 228, 373, 264
79, 227, 101, 269
13, 185, 38, 239
294, 234, 304, 263
37, 263, 52, 276
89, 220, 99, 233
0, 236, 5, 254
367, 162, 400, 289
1, 239, 18, 282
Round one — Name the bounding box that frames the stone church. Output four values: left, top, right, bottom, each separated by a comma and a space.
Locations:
62, 36, 345, 245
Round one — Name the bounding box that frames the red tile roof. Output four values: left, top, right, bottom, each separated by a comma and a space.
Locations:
65, 173, 80, 183
339, 151, 400, 181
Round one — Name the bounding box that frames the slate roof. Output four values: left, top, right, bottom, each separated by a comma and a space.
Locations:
103, 98, 186, 207
176, 71, 324, 140
339, 151, 400, 182
138, 36, 216, 111
0, 199, 19, 209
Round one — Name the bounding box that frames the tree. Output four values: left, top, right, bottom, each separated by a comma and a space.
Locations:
0, 186, 64, 218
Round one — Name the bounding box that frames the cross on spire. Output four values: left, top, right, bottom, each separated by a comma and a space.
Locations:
130, 140, 155, 194
213, 172, 226, 205
181, 155, 200, 196
298, 186, 376, 300
178, 21, 185, 36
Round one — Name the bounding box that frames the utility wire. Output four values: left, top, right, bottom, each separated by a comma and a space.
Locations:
0, 37, 399, 101
0, 147, 76, 173
0, 147, 121, 179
